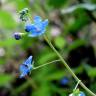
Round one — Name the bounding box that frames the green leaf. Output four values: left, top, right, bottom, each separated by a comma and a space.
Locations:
67, 8, 90, 32
61, 4, 96, 14
0, 38, 21, 47
54, 36, 66, 49
36, 48, 57, 64
47, 0, 67, 8
0, 74, 13, 86
91, 0, 96, 4
73, 65, 83, 74
68, 39, 86, 51
32, 82, 50, 96
15, 0, 29, 11
0, 58, 6, 65
0, 10, 17, 29
84, 64, 96, 78
46, 70, 65, 80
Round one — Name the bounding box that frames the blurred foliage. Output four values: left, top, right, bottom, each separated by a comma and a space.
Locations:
0, 74, 13, 86
47, 0, 67, 8
0, 10, 17, 29
0, 0, 96, 96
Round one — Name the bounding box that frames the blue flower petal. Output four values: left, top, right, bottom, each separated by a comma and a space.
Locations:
19, 56, 33, 78
25, 24, 36, 32
19, 64, 29, 78
20, 71, 27, 78
34, 16, 45, 30
23, 56, 33, 66
34, 16, 42, 24
28, 25, 42, 37
42, 19, 48, 29
28, 64, 33, 71
28, 29, 45, 37
79, 92, 86, 96
25, 24, 32, 32
26, 16, 48, 37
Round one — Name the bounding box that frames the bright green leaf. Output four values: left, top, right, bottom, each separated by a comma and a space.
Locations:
54, 36, 66, 49
0, 10, 17, 29
0, 74, 13, 86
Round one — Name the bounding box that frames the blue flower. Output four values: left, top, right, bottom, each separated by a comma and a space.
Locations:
60, 77, 69, 85
19, 56, 33, 78
79, 92, 86, 96
13, 32, 22, 40
25, 16, 48, 37
13, 32, 26, 40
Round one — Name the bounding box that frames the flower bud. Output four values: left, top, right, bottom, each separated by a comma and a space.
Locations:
13, 32, 21, 40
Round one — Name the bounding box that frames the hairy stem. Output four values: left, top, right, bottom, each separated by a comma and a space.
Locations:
33, 59, 60, 70
44, 35, 96, 96
74, 80, 81, 91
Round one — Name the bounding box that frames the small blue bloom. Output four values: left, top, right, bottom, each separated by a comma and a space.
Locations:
60, 77, 69, 85
13, 32, 26, 40
13, 32, 21, 40
19, 56, 33, 78
79, 92, 86, 96
25, 16, 48, 37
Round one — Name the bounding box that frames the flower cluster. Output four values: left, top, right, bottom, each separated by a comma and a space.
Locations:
13, 8, 48, 40
25, 16, 48, 37
14, 8, 48, 78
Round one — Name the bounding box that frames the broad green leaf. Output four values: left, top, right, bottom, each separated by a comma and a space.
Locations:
54, 36, 66, 49
15, 0, 29, 11
36, 48, 57, 64
68, 39, 86, 51
47, 0, 67, 8
61, 3, 96, 14
0, 74, 13, 86
84, 64, 96, 78
91, 0, 96, 4
46, 70, 65, 80
32, 82, 50, 96
0, 10, 17, 29
67, 9, 90, 32
0, 59, 5, 65
73, 65, 83, 74
0, 38, 21, 47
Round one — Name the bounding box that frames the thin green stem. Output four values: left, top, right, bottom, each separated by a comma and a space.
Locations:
74, 80, 81, 91
33, 59, 60, 70
44, 35, 96, 96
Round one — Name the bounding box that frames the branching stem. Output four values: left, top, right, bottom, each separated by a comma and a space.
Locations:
44, 35, 96, 96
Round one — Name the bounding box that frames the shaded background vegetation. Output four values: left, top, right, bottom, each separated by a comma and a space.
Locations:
0, 0, 96, 96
